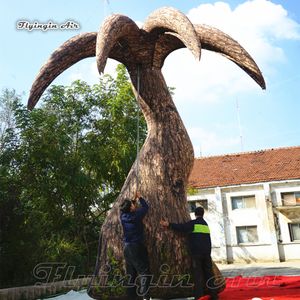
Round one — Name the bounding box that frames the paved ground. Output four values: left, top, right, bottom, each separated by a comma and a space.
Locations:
218, 260, 300, 277
45, 261, 300, 300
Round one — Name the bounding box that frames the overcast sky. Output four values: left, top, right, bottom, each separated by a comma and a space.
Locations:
1, 0, 299, 156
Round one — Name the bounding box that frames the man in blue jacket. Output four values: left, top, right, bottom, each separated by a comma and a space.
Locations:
160, 206, 218, 300
120, 192, 150, 300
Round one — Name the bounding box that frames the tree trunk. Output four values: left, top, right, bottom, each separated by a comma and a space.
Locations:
26, 8, 265, 300
88, 67, 225, 299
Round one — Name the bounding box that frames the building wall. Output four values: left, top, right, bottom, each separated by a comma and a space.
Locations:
223, 186, 279, 263
188, 180, 300, 263
271, 181, 300, 261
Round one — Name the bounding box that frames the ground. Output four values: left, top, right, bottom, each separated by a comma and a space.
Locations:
43, 261, 300, 300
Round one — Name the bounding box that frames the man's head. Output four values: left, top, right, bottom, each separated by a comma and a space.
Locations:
120, 199, 138, 213
195, 206, 204, 217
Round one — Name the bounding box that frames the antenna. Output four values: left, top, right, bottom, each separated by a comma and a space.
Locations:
199, 144, 203, 157
236, 98, 244, 152
102, 0, 111, 18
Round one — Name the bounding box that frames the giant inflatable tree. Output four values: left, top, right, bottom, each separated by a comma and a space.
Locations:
28, 7, 265, 299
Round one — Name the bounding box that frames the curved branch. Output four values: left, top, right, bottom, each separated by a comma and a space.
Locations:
195, 24, 266, 89
96, 14, 140, 73
27, 32, 97, 110
143, 7, 201, 62
151, 24, 266, 89
151, 33, 184, 68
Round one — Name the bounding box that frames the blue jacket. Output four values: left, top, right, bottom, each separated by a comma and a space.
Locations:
120, 198, 149, 244
170, 217, 212, 256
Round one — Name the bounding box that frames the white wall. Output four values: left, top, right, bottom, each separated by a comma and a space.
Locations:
230, 244, 280, 262
187, 180, 300, 263
280, 243, 300, 260
223, 186, 279, 263
272, 183, 300, 207
271, 182, 300, 261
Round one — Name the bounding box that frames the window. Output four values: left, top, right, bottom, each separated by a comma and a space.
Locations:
231, 195, 256, 210
236, 226, 258, 244
289, 223, 300, 241
282, 192, 300, 206
188, 199, 208, 213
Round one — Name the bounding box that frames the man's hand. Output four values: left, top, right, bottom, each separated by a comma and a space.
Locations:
135, 191, 141, 200
160, 220, 169, 227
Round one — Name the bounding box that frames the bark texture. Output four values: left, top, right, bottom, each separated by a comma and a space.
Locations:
27, 6, 266, 299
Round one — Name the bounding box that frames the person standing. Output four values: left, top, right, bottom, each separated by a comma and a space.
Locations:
120, 192, 151, 300
160, 206, 218, 300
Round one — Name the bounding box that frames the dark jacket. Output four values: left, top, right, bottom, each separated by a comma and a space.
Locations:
120, 198, 149, 244
170, 216, 212, 256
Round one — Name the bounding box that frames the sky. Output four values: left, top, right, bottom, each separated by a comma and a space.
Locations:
1, 0, 300, 157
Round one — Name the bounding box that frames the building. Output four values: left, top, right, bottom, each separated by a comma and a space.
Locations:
187, 146, 300, 263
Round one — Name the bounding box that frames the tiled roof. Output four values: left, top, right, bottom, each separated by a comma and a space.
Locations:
188, 146, 300, 189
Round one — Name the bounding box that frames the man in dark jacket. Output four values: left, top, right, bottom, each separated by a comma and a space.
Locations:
120, 192, 150, 300
160, 206, 218, 300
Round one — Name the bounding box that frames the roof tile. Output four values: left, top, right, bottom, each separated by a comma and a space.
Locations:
188, 146, 300, 188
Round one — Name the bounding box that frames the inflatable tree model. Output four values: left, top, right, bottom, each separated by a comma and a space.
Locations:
28, 7, 265, 299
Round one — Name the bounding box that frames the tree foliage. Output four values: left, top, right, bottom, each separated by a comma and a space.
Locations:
0, 65, 147, 288
0, 89, 21, 147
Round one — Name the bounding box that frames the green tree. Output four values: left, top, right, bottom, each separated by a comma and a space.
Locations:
0, 88, 21, 147
0, 93, 27, 287
0, 65, 147, 288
